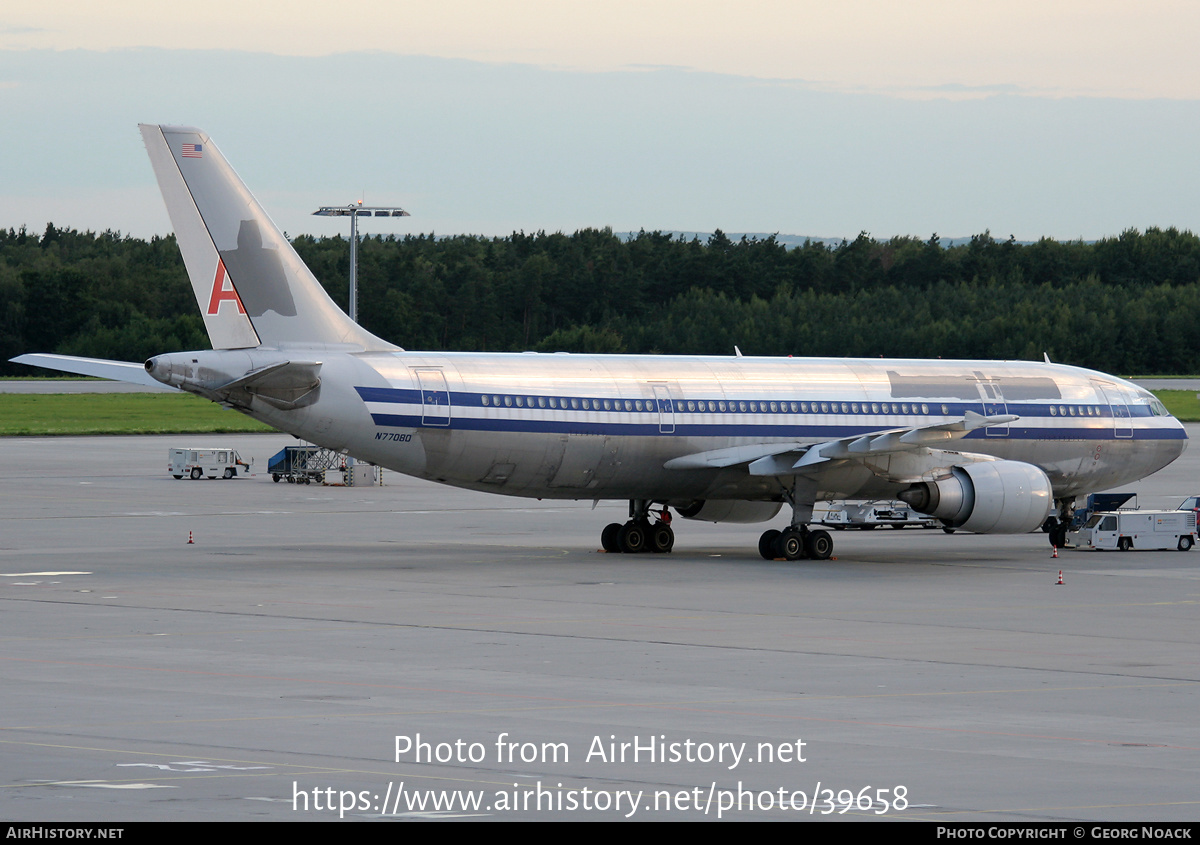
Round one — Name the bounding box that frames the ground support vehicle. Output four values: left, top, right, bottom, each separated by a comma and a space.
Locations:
268, 445, 343, 485
169, 447, 250, 480
1067, 509, 1197, 552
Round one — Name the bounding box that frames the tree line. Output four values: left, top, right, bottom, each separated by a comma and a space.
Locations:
2, 223, 1198, 376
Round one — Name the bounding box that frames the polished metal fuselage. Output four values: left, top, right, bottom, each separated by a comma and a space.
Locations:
250, 351, 1187, 506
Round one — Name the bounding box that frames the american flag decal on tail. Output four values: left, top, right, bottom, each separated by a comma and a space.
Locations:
181, 143, 202, 158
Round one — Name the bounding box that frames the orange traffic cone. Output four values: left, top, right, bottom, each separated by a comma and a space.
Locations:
1056, 570, 1064, 585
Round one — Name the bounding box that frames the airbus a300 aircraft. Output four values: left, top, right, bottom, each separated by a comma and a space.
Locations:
14, 125, 1189, 560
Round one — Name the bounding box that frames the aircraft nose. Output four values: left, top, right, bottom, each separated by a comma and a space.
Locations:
1157, 416, 1190, 471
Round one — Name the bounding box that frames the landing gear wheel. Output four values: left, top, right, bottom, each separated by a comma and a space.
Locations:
601, 523, 622, 553
777, 527, 807, 561
805, 529, 834, 560
618, 521, 648, 554
1118, 536, 1132, 552
1178, 535, 1194, 552
1047, 524, 1067, 548
650, 523, 675, 553
759, 529, 781, 560
190, 467, 202, 480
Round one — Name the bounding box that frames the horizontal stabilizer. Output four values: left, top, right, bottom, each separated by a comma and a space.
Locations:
216, 360, 323, 410
10, 354, 175, 390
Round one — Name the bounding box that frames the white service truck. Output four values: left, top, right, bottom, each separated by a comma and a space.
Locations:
1067, 509, 1197, 552
169, 447, 250, 480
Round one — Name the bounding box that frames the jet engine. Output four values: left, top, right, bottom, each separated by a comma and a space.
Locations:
675, 500, 783, 524
898, 460, 1052, 533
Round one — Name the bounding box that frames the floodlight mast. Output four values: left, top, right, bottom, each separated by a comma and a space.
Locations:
311, 203, 409, 480
312, 203, 410, 324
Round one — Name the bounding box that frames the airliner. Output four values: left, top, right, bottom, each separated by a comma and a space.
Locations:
13, 125, 1188, 560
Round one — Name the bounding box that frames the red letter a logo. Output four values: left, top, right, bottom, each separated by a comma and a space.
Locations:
207, 259, 247, 316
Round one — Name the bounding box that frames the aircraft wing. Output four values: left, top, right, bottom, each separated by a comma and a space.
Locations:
665, 410, 1018, 479
10, 354, 176, 390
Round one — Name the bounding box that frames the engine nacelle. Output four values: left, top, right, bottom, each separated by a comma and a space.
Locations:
898, 460, 1053, 534
675, 500, 783, 524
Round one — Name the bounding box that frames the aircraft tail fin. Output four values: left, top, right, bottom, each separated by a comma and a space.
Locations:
139, 124, 395, 352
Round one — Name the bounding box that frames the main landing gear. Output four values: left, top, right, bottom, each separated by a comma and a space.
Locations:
598, 492, 836, 560
758, 480, 833, 561
757, 525, 834, 561
601, 500, 674, 554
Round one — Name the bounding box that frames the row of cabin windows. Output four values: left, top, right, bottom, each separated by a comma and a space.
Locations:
473, 395, 1137, 419
478, 395, 947, 415
1049, 405, 1105, 417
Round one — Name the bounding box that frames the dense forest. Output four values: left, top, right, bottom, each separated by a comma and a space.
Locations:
2, 223, 1199, 376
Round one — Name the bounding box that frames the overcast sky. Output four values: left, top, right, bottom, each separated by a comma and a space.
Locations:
3, 1, 1198, 241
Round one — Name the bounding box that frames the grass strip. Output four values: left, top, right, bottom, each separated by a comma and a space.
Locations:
1153, 390, 1200, 422
0, 393, 275, 435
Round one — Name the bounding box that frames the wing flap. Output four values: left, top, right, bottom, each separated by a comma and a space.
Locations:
667, 411, 1020, 477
